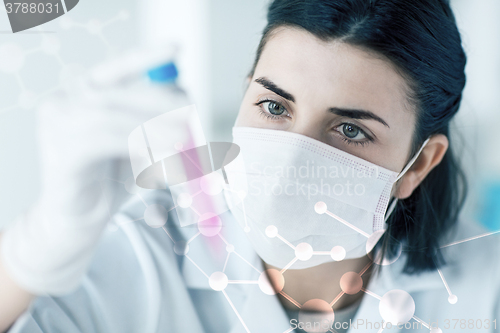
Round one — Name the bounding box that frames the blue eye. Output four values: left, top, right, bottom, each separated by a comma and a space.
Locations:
334, 123, 371, 146
255, 99, 291, 120
337, 123, 366, 140
342, 123, 363, 139
265, 101, 287, 116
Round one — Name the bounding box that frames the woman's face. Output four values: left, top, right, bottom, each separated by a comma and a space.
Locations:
235, 27, 417, 173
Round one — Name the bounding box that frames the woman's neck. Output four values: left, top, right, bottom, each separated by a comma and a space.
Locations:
263, 255, 374, 312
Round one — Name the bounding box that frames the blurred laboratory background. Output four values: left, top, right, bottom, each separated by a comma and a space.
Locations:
0, 0, 499, 231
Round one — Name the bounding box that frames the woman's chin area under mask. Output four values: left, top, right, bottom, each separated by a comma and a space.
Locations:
236, 26, 451, 311
263, 255, 374, 311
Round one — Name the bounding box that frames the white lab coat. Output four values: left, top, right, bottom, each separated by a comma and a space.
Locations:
7, 189, 500, 333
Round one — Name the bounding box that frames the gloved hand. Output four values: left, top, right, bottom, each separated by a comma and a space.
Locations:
1, 48, 189, 295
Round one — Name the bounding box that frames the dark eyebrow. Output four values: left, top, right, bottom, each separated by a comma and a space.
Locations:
328, 107, 390, 128
254, 76, 389, 128
254, 77, 295, 103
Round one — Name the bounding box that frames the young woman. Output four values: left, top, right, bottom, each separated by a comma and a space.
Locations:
1, 0, 499, 332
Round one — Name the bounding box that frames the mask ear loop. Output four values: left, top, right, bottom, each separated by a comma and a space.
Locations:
386, 138, 430, 223
394, 137, 431, 182
384, 197, 398, 222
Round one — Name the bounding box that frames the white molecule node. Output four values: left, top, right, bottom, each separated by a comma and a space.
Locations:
330, 246, 346, 261
340, 272, 363, 295
314, 201, 327, 214
258, 269, 284, 295
237, 190, 247, 199
177, 193, 192, 208
299, 299, 334, 333
173, 241, 189, 255
198, 213, 222, 237
379, 289, 415, 325
448, 294, 458, 304
295, 243, 313, 261
430, 328, 443, 333
244, 226, 251, 233
265, 225, 278, 238
144, 204, 168, 228
226, 244, 235, 253
209, 272, 228, 291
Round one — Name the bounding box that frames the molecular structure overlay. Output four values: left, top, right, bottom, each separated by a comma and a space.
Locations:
0, 8, 130, 115
104, 154, 500, 333
2, 7, 498, 333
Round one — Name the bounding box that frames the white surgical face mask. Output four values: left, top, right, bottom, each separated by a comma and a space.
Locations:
223, 127, 429, 269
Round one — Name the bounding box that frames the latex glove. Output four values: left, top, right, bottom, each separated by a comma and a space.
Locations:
1, 48, 189, 295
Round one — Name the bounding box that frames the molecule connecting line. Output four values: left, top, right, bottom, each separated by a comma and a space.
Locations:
103, 167, 497, 333
254, 200, 424, 333
106, 173, 412, 332
103, 175, 266, 333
